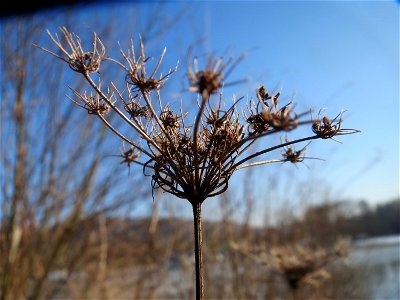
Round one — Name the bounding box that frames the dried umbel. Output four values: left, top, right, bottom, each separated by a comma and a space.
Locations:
121, 42, 172, 94
37, 26, 105, 73
39, 27, 360, 201
160, 106, 180, 130
280, 139, 324, 165
68, 87, 113, 116
120, 147, 140, 166
282, 143, 309, 164
187, 54, 245, 99
124, 101, 149, 119
246, 86, 298, 133
38, 27, 359, 300
311, 110, 356, 140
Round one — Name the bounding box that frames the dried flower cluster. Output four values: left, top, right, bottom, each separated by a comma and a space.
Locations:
41, 27, 105, 73
38, 27, 359, 204
38, 27, 358, 300
246, 86, 297, 133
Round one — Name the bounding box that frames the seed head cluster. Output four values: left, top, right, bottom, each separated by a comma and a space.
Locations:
39, 27, 359, 205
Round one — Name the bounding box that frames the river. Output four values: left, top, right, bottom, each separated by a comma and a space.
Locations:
350, 235, 400, 300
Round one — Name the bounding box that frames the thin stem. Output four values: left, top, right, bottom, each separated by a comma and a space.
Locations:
193, 95, 208, 188
192, 201, 204, 300
97, 114, 153, 158
141, 90, 174, 146
235, 159, 283, 170
84, 72, 162, 153
231, 135, 321, 171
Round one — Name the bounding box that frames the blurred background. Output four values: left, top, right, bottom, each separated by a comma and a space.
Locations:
1, 1, 398, 299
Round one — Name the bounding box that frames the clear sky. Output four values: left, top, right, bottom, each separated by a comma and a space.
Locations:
150, 1, 398, 205
10, 1, 398, 222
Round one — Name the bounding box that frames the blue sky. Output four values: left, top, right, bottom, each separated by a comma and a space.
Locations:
106, 1, 397, 222
12, 1, 397, 222
157, 1, 398, 205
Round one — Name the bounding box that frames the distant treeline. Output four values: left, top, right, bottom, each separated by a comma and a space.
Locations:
339, 198, 400, 238
296, 198, 400, 241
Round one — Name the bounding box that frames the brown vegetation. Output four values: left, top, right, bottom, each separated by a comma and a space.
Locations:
0, 6, 370, 299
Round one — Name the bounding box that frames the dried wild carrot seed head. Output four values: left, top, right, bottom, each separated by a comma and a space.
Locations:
120, 40, 175, 95
311, 110, 360, 140
187, 55, 241, 98
247, 86, 298, 133
67, 87, 113, 116
120, 147, 141, 166
124, 102, 149, 119
39, 27, 359, 202
282, 145, 306, 163
38, 27, 105, 74
160, 108, 180, 130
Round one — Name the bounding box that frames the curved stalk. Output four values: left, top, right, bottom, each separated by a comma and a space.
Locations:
231, 135, 321, 171
84, 72, 163, 153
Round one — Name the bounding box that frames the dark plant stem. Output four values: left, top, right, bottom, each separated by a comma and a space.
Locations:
192, 201, 203, 300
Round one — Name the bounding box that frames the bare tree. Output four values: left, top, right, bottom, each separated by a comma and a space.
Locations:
0, 5, 187, 298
